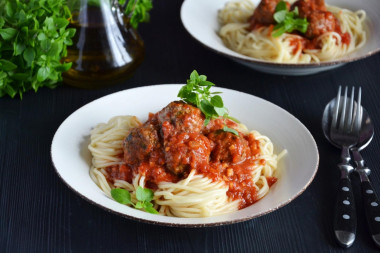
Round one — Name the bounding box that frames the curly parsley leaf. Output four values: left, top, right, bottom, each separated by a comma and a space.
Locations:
272, 1, 308, 38
178, 70, 239, 136
0, 0, 76, 98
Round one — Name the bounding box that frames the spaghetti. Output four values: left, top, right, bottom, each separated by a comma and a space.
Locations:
218, 0, 367, 63
89, 103, 284, 218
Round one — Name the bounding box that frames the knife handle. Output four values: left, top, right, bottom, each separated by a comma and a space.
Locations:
353, 149, 380, 247
333, 176, 356, 248
361, 178, 380, 247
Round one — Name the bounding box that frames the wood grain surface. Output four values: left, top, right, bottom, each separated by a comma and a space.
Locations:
1, 0, 380, 252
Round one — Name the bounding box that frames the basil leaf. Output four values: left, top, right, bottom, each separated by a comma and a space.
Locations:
275, 1, 287, 12
272, 26, 286, 37
200, 99, 216, 117
0, 28, 17, 40
199, 80, 214, 87
272, 1, 309, 37
210, 95, 224, 108
54, 18, 69, 29
223, 126, 239, 136
38, 33, 47, 41
144, 203, 159, 214
4, 85, 17, 98
135, 201, 144, 209
190, 70, 198, 81
37, 66, 51, 82
14, 42, 26, 56
0, 72, 7, 80
5, 2, 14, 17
273, 10, 287, 23
178, 70, 239, 135
40, 39, 51, 52
55, 62, 72, 72
227, 115, 240, 123
111, 188, 132, 205
136, 186, 154, 202
214, 107, 227, 117
0, 60, 17, 71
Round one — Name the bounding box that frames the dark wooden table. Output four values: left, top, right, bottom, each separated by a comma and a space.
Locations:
2, 1, 380, 252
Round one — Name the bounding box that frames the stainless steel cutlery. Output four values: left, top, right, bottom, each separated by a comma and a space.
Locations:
322, 86, 380, 248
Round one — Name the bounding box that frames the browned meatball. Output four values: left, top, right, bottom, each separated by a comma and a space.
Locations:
291, 0, 326, 18
164, 133, 211, 176
250, 0, 280, 27
305, 10, 336, 39
157, 101, 204, 139
123, 122, 160, 165
208, 131, 250, 164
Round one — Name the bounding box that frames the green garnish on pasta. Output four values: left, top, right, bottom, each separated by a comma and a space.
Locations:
272, 1, 309, 37
177, 70, 239, 135
111, 186, 158, 214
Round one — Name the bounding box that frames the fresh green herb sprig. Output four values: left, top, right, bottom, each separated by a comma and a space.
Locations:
120, 0, 153, 29
178, 70, 239, 136
111, 186, 159, 214
272, 1, 308, 37
0, 0, 75, 98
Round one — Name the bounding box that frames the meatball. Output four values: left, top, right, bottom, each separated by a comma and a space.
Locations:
164, 133, 211, 176
208, 131, 250, 164
123, 122, 160, 165
250, 0, 280, 27
291, 0, 326, 18
305, 10, 336, 39
157, 101, 204, 139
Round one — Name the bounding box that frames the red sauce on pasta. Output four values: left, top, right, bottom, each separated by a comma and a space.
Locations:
249, 0, 351, 53
106, 101, 276, 209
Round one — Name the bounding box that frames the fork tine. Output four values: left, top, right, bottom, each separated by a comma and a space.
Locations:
338, 86, 348, 131
354, 87, 362, 133
346, 87, 355, 132
332, 86, 341, 129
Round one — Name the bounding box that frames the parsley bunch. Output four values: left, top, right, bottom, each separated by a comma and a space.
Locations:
272, 1, 308, 37
0, 0, 75, 98
119, 0, 153, 29
178, 70, 239, 135
111, 186, 159, 214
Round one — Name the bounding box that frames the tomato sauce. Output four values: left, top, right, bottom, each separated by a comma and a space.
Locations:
249, 0, 351, 54
107, 101, 277, 209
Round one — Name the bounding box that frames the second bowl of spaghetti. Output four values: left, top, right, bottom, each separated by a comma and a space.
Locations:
181, 0, 380, 75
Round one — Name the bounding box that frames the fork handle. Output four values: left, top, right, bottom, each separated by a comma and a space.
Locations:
334, 175, 356, 248
357, 171, 380, 247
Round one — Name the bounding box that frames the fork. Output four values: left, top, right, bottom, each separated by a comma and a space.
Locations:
330, 86, 362, 248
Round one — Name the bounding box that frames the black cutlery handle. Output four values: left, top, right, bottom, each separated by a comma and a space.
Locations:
361, 180, 380, 247
334, 177, 356, 248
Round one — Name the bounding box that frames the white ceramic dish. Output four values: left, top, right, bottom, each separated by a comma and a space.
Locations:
180, 0, 380, 76
51, 84, 319, 227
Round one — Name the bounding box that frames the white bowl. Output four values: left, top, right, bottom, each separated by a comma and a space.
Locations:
180, 0, 380, 75
51, 85, 319, 227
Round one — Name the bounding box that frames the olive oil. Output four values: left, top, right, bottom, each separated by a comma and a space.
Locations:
63, 5, 144, 88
